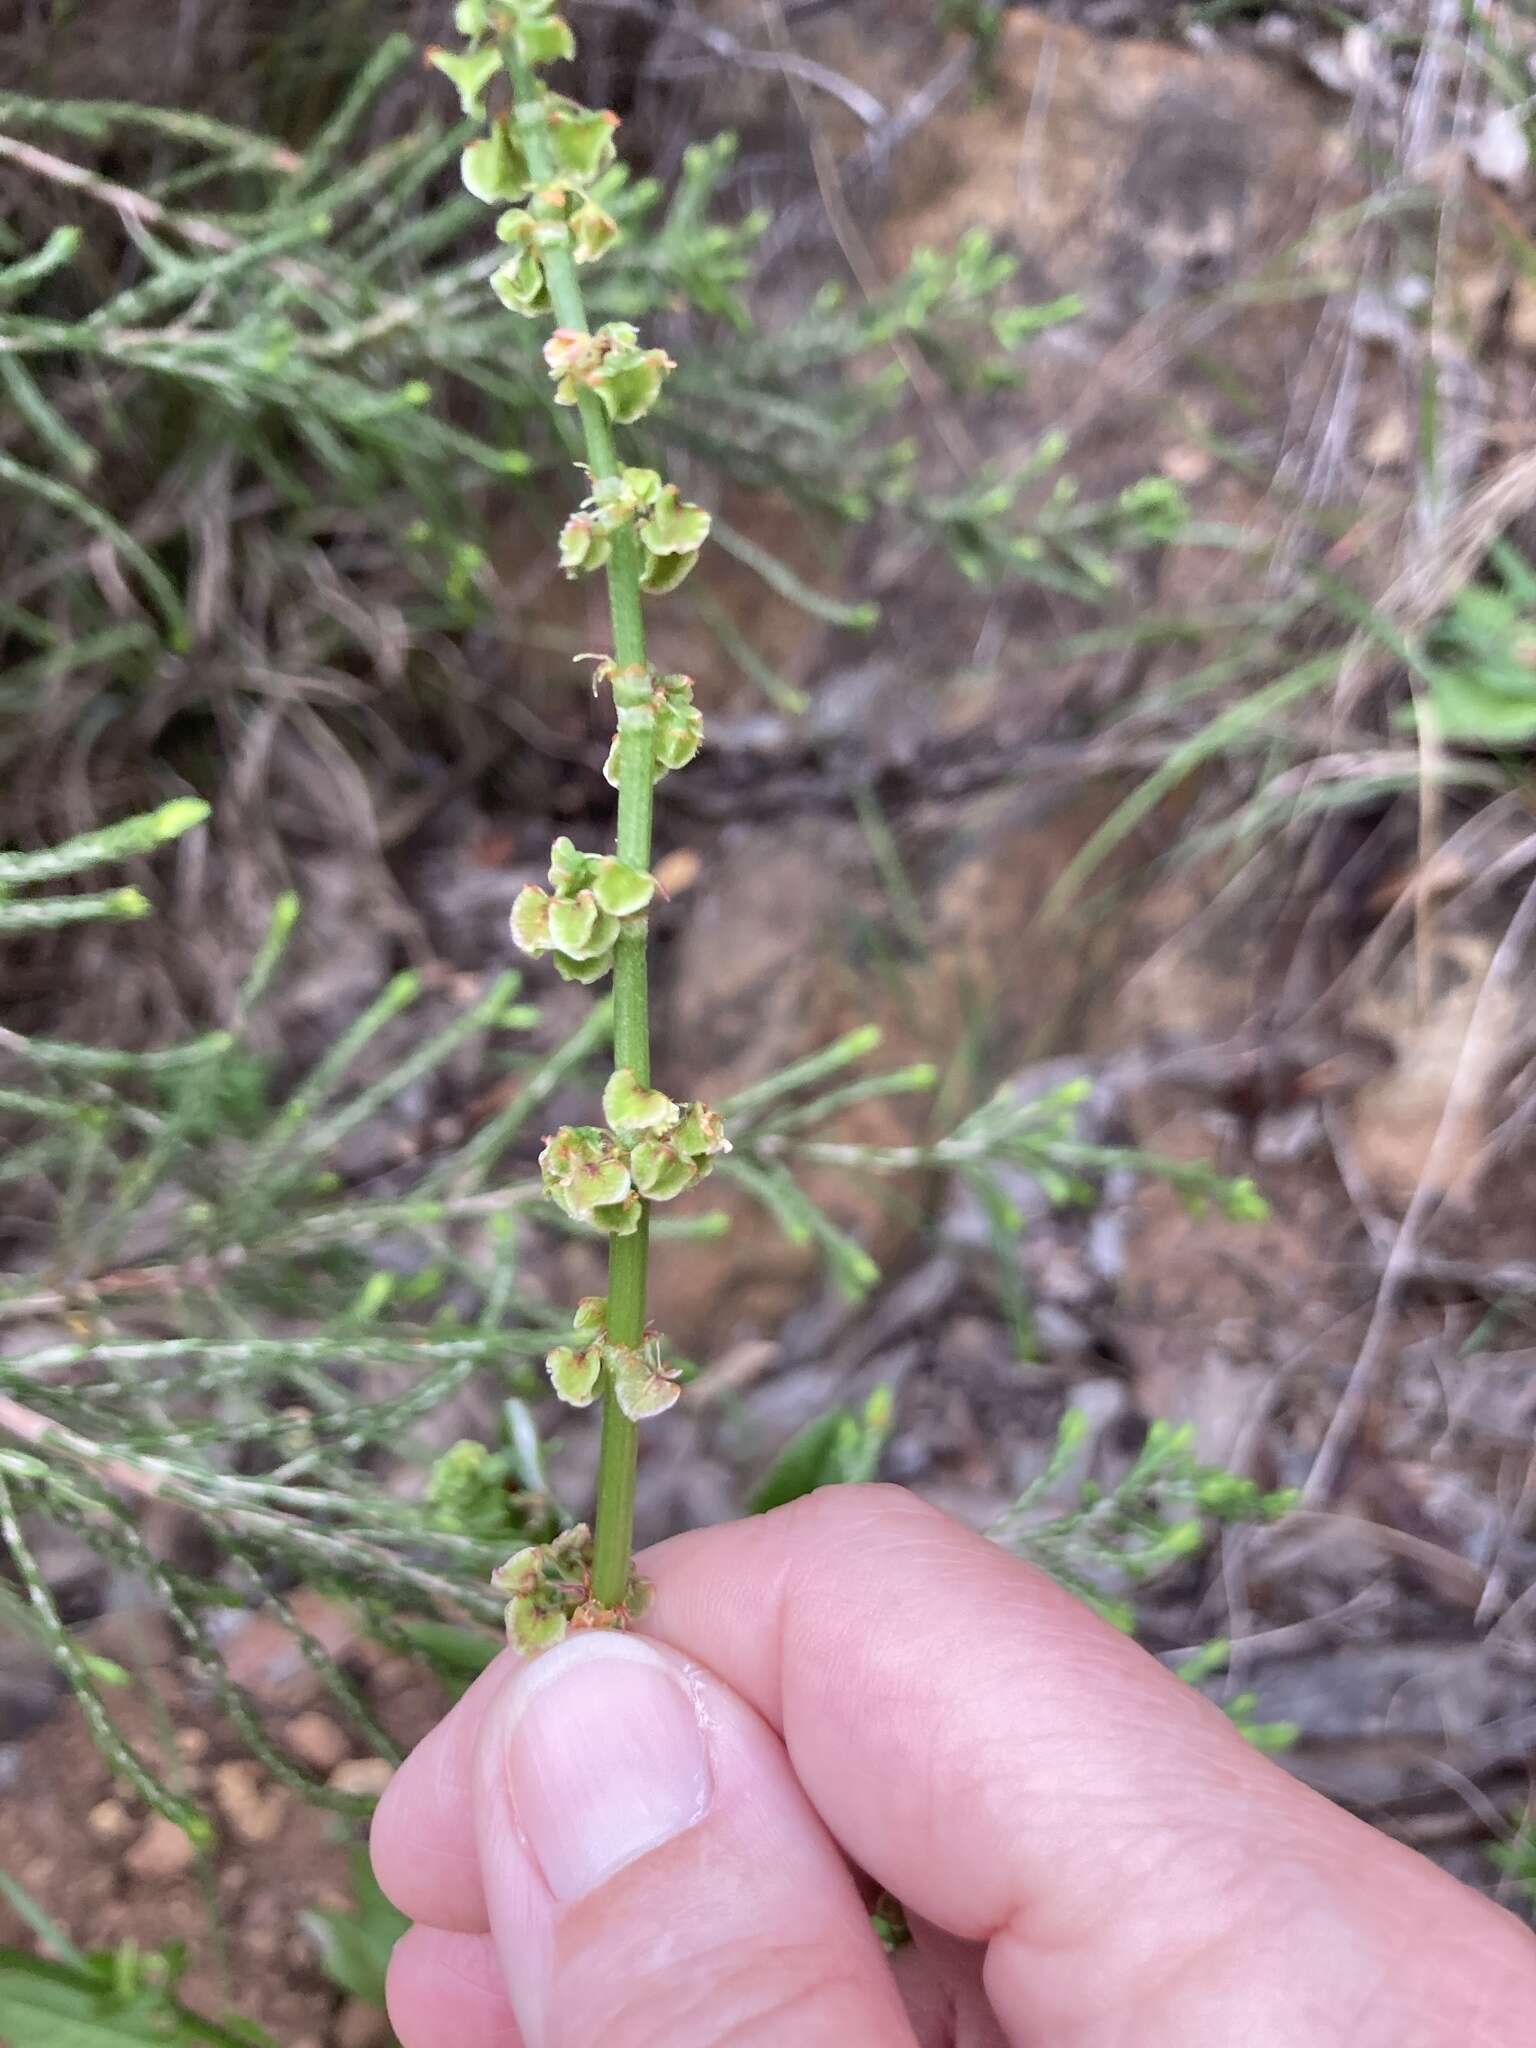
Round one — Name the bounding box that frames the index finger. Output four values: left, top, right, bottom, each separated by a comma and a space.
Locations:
644, 1486, 1535, 2042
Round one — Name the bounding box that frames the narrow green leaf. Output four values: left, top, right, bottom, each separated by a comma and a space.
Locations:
0, 800, 208, 887
0, 889, 151, 932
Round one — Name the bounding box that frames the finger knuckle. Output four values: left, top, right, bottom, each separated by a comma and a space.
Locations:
573, 1932, 871, 2048
774, 1478, 942, 1549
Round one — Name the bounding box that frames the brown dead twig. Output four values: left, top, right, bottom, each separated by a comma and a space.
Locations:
1303, 872, 1536, 1508
760, 0, 981, 477
0, 129, 448, 343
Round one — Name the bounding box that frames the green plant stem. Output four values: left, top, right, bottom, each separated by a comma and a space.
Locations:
505, 47, 654, 1608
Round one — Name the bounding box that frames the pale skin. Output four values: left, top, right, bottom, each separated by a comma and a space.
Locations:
372, 1484, 1536, 2047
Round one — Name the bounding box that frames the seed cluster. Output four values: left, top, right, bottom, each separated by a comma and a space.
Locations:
432, 0, 726, 1647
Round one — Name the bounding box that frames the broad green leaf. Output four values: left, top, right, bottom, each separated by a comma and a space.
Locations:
749, 1412, 848, 1515
749, 1387, 893, 1513
0, 1948, 277, 2048
388, 1618, 500, 1699
301, 1853, 407, 2008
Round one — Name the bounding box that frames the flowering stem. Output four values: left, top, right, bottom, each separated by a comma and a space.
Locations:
503, 44, 653, 1607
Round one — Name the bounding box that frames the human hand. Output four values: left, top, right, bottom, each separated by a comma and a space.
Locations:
372, 1485, 1536, 2047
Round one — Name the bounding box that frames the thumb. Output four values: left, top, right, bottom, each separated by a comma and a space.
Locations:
471, 1629, 917, 2048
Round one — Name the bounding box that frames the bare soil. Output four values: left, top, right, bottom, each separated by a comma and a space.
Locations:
0, 1604, 445, 2045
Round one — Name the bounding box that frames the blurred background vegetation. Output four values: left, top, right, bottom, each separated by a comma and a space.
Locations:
2, 1, 1536, 2040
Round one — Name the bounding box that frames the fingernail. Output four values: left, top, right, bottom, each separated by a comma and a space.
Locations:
500, 1632, 712, 1902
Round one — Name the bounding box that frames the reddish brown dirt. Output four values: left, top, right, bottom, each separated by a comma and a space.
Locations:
0, 1604, 447, 2047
